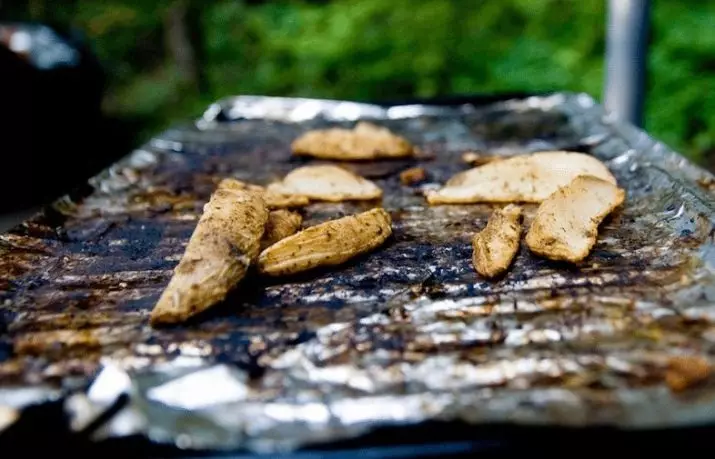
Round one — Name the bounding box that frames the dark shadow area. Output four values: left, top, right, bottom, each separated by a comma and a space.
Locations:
0, 23, 140, 213
3, 407, 715, 459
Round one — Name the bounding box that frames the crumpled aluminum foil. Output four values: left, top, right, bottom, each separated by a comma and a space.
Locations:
4, 92, 715, 452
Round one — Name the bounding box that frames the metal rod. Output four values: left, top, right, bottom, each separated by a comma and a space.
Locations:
604, 0, 650, 127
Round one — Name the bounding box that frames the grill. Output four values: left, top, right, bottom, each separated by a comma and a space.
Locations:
1, 93, 715, 456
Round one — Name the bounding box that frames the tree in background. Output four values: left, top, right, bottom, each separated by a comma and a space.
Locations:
5, 0, 715, 162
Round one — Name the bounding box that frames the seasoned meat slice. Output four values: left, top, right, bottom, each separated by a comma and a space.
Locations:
266, 165, 382, 202
525, 175, 625, 263
258, 208, 392, 276
426, 151, 617, 204
260, 210, 303, 252
291, 122, 413, 160
472, 204, 523, 278
150, 179, 269, 325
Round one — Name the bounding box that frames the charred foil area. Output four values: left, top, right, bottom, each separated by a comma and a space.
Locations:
1, 94, 715, 450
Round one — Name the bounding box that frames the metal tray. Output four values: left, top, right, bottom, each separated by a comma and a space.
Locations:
1, 93, 715, 453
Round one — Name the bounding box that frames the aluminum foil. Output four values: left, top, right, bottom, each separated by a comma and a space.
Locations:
2, 92, 715, 452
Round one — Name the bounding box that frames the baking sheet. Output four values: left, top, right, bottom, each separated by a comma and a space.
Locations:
2, 92, 715, 452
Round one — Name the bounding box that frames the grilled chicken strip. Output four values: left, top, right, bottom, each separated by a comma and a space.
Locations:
260, 210, 303, 252
150, 179, 269, 325
291, 121, 413, 160
426, 151, 616, 204
266, 165, 382, 202
472, 204, 523, 278
525, 175, 625, 263
258, 208, 392, 276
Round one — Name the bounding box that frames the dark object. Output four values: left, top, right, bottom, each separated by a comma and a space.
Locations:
0, 23, 130, 212
1, 93, 715, 456
604, 0, 650, 127
5, 420, 715, 458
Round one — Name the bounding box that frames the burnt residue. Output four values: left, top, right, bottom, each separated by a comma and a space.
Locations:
1, 95, 715, 448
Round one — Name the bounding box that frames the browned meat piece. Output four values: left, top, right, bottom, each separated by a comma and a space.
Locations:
472, 204, 523, 278
266, 165, 382, 202
525, 175, 625, 263
258, 208, 392, 276
291, 121, 413, 160
399, 167, 427, 185
426, 151, 617, 204
666, 355, 712, 392
260, 210, 303, 252
150, 179, 269, 325
263, 191, 310, 209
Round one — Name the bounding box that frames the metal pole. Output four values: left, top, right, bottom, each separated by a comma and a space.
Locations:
604, 0, 650, 128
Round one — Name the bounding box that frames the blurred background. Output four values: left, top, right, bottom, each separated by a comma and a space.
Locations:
1, 0, 714, 222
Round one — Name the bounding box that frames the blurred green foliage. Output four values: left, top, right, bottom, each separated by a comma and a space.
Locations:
15, 0, 715, 160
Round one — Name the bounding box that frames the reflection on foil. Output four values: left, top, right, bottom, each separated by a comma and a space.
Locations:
197, 95, 471, 127
147, 365, 249, 409
4, 92, 715, 452
198, 96, 389, 126
88, 362, 132, 403
0, 387, 60, 408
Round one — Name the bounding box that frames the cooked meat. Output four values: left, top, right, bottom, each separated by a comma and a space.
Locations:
223, 179, 309, 209
260, 210, 303, 252
525, 175, 625, 263
666, 355, 712, 392
426, 151, 617, 204
258, 208, 392, 276
399, 167, 427, 185
263, 191, 310, 209
291, 121, 413, 160
461, 151, 503, 166
266, 165, 382, 202
150, 179, 269, 325
472, 204, 523, 278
